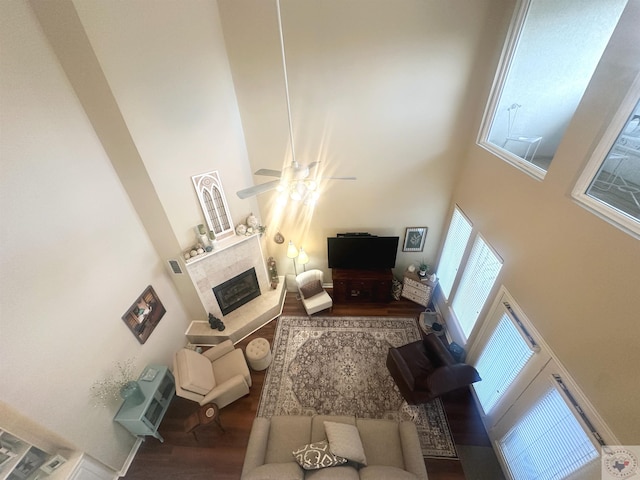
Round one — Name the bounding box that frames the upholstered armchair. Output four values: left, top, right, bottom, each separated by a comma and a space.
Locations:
296, 269, 333, 316
173, 340, 252, 409
386, 333, 480, 404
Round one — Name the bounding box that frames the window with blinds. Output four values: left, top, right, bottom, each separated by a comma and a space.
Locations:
437, 206, 472, 299
498, 386, 599, 480
473, 311, 534, 415
451, 234, 503, 339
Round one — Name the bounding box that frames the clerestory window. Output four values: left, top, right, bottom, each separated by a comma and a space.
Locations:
478, 0, 627, 179
573, 76, 640, 239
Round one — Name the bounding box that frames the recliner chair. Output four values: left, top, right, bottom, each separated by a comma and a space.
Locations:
173, 340, 252, 409
386, 333, 480, 404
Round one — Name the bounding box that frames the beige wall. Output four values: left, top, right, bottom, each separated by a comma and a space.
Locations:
452, 0, 640, 443
219, 0, 498, 276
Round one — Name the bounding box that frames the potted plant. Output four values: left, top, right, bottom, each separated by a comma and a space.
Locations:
418, 261, 429, 277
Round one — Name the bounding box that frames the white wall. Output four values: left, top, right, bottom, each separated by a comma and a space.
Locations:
0, 1, 192, 471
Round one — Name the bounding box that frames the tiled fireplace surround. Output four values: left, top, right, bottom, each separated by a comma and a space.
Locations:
184, 234, 285, 344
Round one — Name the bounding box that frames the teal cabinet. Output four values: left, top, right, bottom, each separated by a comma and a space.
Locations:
114, 365, 175, 442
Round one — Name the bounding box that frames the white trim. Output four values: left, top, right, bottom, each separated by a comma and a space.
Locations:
468, 286, 620, 447
572, 72, 640, 240
467, 286, 550, 427
117, 439, 143, 477
477, 0, 548, 180
450, 232, 504, 346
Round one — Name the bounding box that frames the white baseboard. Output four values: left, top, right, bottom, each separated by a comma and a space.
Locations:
117, 438, 144, 477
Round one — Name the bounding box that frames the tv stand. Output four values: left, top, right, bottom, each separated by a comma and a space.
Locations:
332, 268, 392, 303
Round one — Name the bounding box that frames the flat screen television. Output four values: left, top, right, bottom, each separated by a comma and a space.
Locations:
327, 235, 399, 269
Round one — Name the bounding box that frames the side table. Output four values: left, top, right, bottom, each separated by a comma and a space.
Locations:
114, 365, 175, 442
184, 403, 224, 441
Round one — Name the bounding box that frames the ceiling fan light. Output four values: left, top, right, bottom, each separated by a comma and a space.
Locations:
290, 190, 302, 201
306, 180, 317, 191
277, 193, 288, 206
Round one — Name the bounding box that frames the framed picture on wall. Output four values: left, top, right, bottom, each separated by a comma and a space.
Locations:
121, 285, 166, 344
403, 227, 428, 252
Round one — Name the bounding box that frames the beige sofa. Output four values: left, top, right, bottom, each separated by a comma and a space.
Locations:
241, 415, 429, 480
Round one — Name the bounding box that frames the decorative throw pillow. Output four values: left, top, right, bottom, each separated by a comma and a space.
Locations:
323, 421, 368, 466
292, 440, 347, 470
299, 280, 324, 299
391, 278, 402, 300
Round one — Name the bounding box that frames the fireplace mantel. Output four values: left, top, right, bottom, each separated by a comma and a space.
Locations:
185, 233, 258, 266
184, 233, 283, 344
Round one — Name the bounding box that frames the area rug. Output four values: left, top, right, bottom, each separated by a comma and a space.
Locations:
257, 316, 457, 458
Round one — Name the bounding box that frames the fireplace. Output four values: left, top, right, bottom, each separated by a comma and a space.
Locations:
213, 267, 261, 316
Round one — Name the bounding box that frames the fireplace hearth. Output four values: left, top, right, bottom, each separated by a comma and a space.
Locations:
213, 268, 261, 316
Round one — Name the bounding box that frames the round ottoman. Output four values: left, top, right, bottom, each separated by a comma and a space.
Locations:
245, 338, 272, 371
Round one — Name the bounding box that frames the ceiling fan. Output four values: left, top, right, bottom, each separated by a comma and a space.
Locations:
236, 0, 355, 203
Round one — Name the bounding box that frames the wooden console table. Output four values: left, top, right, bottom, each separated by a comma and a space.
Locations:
332, 268, 393, 303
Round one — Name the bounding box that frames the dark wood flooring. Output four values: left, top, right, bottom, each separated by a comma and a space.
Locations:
123, 292, 491, 479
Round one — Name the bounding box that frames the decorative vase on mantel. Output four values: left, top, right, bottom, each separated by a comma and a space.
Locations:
120, 380, 145, 405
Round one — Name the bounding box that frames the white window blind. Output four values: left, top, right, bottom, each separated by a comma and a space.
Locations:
499, 387, 599, 480
437, 207, 472, 299
473, 312, 534, 415
451, 235, 503, 338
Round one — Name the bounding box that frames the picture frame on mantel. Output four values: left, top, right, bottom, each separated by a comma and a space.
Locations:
122, 285, 166, 344
403, 227, 427, 252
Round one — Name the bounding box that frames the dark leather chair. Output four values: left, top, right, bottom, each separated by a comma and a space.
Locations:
386, 333, 481, 404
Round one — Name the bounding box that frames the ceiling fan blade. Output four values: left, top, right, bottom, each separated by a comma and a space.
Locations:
322, 176, 357, 180
254, 168, 282, 178
237, 179, 280, 199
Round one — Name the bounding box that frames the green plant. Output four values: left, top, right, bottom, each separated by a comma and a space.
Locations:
419, 261, 429, 272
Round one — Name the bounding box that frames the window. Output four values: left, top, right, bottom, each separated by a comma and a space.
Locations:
573, 75, 640, 239
192, 171, 235, 241
468, 288, 550, 426
478, 0, 627, 179
437, 207, 472, 299
498, 386, 600, 480
451, 235, 503, 340
473, 311, 535, 415
436, 206, 502, 345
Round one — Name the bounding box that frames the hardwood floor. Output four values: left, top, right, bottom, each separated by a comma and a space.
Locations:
123, 292, 491, 480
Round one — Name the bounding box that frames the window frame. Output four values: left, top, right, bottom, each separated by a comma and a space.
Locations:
478, 0, 627, 182
435, 206, 504, 347
450, 233, 504, 341
572, 73, 640, 240
477, 0, 548, 181
437, 206, 473, 301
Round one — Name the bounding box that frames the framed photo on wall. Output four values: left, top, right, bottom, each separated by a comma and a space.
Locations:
403, 227, 428, 252
122, 285, 166, 344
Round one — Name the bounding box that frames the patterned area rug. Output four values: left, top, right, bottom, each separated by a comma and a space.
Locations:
257, 316, 457, 458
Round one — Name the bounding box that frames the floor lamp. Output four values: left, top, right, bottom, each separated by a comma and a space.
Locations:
287, 241, 299, 275
298, 247, 309, 272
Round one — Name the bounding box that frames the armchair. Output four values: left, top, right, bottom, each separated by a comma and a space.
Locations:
296, 269, 333, 315
173, 340, 252, 409
386, 333, 480, 404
